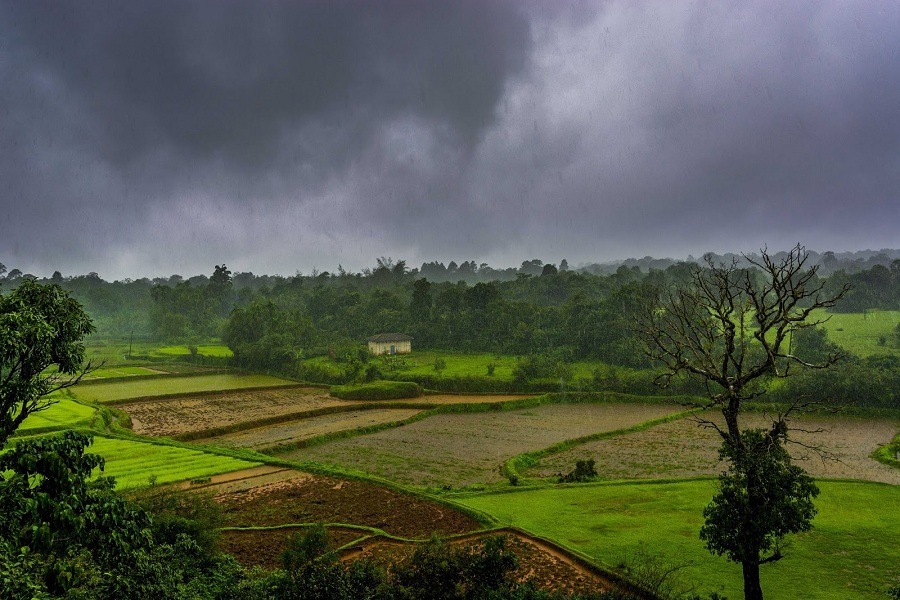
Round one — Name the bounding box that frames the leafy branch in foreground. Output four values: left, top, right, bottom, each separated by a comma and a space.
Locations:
0, 279, 97, 446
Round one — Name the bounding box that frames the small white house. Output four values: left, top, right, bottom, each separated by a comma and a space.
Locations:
367, 333, 412, 356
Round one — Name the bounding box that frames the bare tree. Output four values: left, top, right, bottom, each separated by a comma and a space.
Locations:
636, 245, 849, 600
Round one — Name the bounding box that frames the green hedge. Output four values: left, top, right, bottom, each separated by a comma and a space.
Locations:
330, 380, 423, 401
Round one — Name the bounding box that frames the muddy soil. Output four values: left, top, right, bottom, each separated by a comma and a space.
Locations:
124, 387, 346, 437
194, 408, 423, 450
533, 412, 900, 484
216, 473, 481, 539
220, 526, 365, 570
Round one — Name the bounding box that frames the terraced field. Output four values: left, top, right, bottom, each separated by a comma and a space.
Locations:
285, 402, 682, 488
74, 373, 297, 403
122, 387, 345, 438
195, 407, 424, 450
529, 412, 900, 485
88, 435, 260, 488
80, 365, 171, 380
18, 397, 97, 433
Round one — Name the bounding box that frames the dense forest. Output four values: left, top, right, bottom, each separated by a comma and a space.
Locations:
2, 253, 899, 408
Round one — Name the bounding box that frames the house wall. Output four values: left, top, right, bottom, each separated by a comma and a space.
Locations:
368, 340, 412, 355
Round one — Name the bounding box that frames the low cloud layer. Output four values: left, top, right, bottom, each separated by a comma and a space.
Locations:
2, 1, 899, 279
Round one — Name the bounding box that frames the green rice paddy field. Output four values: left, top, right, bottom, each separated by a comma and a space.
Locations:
74, 373, 297, 403
457, 480, 900, 600
17, 397, 97, 433
82, 365, 169, 379
88, 435, 260, 488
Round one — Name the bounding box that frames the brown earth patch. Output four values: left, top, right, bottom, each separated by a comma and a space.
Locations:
284, 403, 681, 488
123, 387, 348, 437
216, 474, 481, 538
122, 389, 529, 441
220, 526, 365, 570
194, 408, 423, 450
532, 412, 900, 484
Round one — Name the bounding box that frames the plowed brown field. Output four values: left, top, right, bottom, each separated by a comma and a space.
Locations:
531, 412, 900, 484
283, 403, 681, 488
216, 472, 481, 538
123, 387, 346, 437
194, 408, 423, 450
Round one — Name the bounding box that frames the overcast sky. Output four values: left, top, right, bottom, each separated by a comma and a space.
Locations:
2, 1, 899, 280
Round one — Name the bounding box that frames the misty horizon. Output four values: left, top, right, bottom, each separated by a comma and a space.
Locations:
2, 2, 899, 280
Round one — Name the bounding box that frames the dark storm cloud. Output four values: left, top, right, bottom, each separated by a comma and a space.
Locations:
0, 0, 531, 276
4, 1, 527, 168
1, 1, 899, 279
464, 1, 900, 263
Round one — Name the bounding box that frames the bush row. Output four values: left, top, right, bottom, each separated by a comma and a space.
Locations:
330, 380, 423, 401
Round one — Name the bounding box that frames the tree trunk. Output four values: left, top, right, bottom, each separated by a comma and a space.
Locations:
742, 561, 763, 600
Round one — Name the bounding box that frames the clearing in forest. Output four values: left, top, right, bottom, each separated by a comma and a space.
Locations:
530, 412, 900, 484
283, 403, 681, 488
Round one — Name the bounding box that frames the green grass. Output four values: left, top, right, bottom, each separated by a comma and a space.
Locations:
155, 344, 234, 358
81, 339, 234, 365
83, 365, 167, 379
73, 373, 297, 403
456, 480, 900, 600
88, 435, 260, 488
17, 397, 97, 432
305, 351, 641, 383
83, 340, 164, 364
817, 309, 900, 357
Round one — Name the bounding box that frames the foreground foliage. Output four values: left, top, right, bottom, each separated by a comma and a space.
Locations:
253, 526, 638, 600
0, 432, 245, 599
0, 281, 95, 446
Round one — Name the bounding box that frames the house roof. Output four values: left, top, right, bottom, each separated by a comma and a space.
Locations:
367, 333, 412, 343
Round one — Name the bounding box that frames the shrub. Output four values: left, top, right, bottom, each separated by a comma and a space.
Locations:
558, 459, 598, 483
434, 357, 447, 372
512, 353, 575, 384
330, 380, 423, 401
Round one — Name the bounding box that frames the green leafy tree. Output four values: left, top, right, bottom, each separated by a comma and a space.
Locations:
224, 299, 316, 371
411, 277, 433, 322
0, 432, 152, 596
700, 429, 819, 576
0, 280, 95, 446
637, 245, 848, 600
